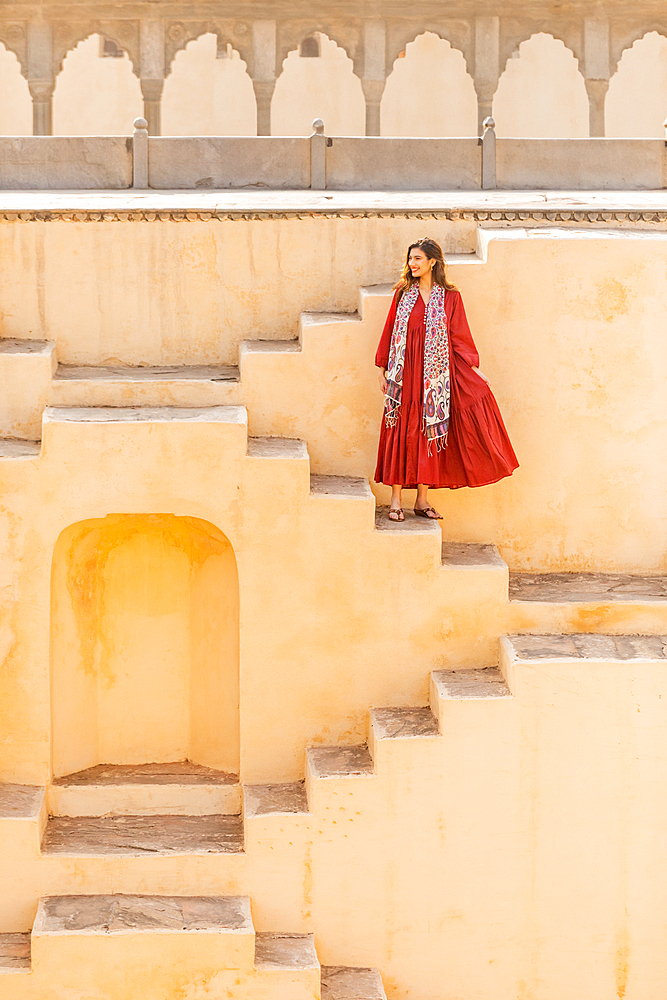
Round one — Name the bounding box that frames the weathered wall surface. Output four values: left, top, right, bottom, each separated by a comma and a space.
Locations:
0, 219, 665, 574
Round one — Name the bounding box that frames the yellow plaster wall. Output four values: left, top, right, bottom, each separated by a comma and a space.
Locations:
1, 222, 666, 573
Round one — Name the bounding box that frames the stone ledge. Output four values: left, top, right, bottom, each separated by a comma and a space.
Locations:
34, 894, 252, 934
506, 633, 667, 661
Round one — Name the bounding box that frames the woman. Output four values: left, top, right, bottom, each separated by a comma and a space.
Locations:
375, 238, 518, 521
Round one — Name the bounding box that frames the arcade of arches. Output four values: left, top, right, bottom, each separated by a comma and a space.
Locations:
0, 11, 666, 138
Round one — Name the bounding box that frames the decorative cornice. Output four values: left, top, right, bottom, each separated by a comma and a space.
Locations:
0, 208, 665, 223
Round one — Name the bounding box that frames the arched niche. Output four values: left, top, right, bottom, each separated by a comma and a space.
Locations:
494, 33, 589, 137
0, 42, 31, 134
381, 32, 477, 137
162, 32, 256, 136
272, 32, 365, 136
606, 32, 667, 137
53, 33, 142, 136
51, 514, 239, 779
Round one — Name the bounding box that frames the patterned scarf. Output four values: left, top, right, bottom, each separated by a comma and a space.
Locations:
384, 283, 450, 450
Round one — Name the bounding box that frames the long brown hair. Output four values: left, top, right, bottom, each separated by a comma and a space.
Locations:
394, 238, 457, 299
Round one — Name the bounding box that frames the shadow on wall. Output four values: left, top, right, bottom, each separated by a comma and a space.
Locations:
50, 513, 239, 778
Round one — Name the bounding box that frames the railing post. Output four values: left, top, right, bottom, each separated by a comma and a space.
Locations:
481, 115, 496, 190
310, 118, 327, 190
133, 117, 149, 189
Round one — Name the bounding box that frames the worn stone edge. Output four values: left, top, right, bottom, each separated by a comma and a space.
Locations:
0, 210, 665, 224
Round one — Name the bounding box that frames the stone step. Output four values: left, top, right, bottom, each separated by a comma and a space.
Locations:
54, 363, 239, 383
510, 572, 667, 603
41, 813, 244, 856
247, 436, 308, 460
441, 541, 507, 570
310, 475, 372, 500
504, 632, 667, 662
244, 782, 309, 818
429, 668, 515, 741
0, 339, 56, 439
508, 572, 667, 635
374, 506, 440, 535
254, 931, 319, 972
49, 761, 240, 817
306, 746, 374, 780
0, 439, 40, 459
371, 707, 440, 740
0, 934, 30, 974
31, 894, 257, 988
0, 784, 46, 858
51, 363, 240, 409
240, 338, 301, 357
306, 745, 375, 812
44, 403, 245, 425
370, 707, 441, 766
431, 667, 512, 701
321, 965, 387, 999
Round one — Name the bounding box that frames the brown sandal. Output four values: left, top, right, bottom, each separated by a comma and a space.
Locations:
388, 507, 404, 522
414, 506, 442, 520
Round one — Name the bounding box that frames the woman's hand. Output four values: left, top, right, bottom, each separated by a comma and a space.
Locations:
472, 366, 490, 384
378, 369, 388, 393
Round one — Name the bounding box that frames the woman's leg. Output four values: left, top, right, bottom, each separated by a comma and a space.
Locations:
415, 485, 442, 519
389, 485, 404, 521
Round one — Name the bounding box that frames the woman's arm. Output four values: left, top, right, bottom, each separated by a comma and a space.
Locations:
376, 292, 398, 392
448, 290, 490, 383
375, 292, 398, 370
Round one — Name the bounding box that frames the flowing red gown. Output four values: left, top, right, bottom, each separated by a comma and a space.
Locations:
375, 289, 518, 489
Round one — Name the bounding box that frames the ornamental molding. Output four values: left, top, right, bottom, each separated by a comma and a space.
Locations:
0, 208, 665, 224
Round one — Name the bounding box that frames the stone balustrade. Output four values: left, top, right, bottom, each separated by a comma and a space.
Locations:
0, 117, 666, 191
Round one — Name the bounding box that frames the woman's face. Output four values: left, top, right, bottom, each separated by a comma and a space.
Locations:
408, 247, 434, 279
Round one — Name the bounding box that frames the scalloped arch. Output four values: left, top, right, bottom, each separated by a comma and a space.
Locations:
386, 22, 473, 80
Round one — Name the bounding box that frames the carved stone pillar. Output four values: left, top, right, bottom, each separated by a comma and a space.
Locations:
362, 20, 386, 135
474, 16, 500, 135
140, 78, 164, 136
584, 18, 610, 137
585, 79, 609, 138
27, 21, 54, 135
361, 80, 385, 137
28, 80, 54, 135
252, 20, 276, 135
140, 20, 165, 135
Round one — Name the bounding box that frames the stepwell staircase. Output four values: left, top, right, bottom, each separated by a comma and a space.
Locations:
1, 284, 666, 998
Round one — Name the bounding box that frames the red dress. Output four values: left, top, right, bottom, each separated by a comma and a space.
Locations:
375, 289, 518, 489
